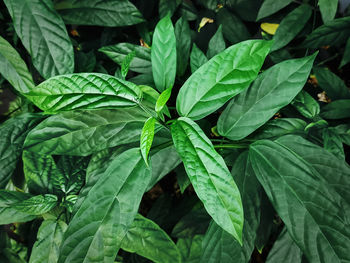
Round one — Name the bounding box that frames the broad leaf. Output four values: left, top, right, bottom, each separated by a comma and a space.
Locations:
302, 16, 350, 47
0, 113, 42, 188
99, 43, 151, 74
175, 17, 191, 77
0, 36, 34, 93
177, 40, 272, 120
321, 99, 350, 119
271, 4, 312, 51
24, 108, 149, 156
250, 139, 350, 262
190, 43, 208, 73
12, 194, 58, 215
218, 54, 316, 140
291, 90, 320, 119
140, 117, 156, 165
54, 0, 144, 26
171, 117, 243, 244
257, 0, 293, 20
151, 15, 177, 92
333, 124, 350, 146
26, 73, 142, 113
58, 148, 151, 263
159, 0, 181, 18
322, 128, 345, 159
121, 214, 181, 263
207, 25, 226, 59
319, 0, 338, 24
4, 0, 74, 79
177, 235, 203, 263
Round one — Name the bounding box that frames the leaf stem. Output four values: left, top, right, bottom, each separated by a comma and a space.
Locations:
214, 143, 249, 149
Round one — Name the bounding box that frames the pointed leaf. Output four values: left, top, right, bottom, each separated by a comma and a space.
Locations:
207, 25, 226, 59
190, 43, 208, 73
141, 117, 156, 165
175, 17, 191, 76
257, 0, 293, 20
12, 194, 58, 215
155, 87, 172, 113
121, 51, 136, 79
291, 90, 320, 119
319, 0, 338, 24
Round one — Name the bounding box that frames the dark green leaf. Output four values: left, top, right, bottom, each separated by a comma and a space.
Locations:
159, 0, 181, 18
4, 0, 74, 79
99, 43, 151, 74
151, 15, 177, 92
58, 148, 151, 263
189, 43, 208, 73
207, 25, 226, 59
322, 128, 345, 159
121, 214, 181, 263
175, 17, 191, 76
121, 51, 136, 79
332, 124, 350, 145
26, 73, 142, 113
177, 40, 272, 120
54, 0, 144, 27
257, 0, 293, 20
291, 90, 320, 119
302, 16, 350, 48
75, 51, 96, 73
24, 108, 149, 156
226, 0, 263, 21
171, 117, 243, 243
271, 4, 312, 51
141, 117, 156, 165
177, 235, 203, 263
266, 228, 303, 263
29, 220, 67, 263
0, 36, 34, 93
12, 194, 57, 215
340, 38, 350, 68
319, 0, 338, 24
176, 165, 191, 193
250, 139, 350, 262
218, 54, 316, 140
321, 99, 350, 119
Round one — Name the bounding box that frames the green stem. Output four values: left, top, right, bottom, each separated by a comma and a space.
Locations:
214, 143, 249, 149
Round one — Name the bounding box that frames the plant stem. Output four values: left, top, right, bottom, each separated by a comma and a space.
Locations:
214, 143, 249, 149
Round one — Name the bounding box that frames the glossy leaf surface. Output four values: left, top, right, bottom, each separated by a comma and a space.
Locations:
291, 90, 320, 119
12, 194, 57, 215
140, 117, 156, 165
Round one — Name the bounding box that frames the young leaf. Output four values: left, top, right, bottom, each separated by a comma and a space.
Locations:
0, 113, 42, 188
177, 40, 272, 120
3, 0, 74, 79
321, 99, 350, 119
257, 0, 293, 20
218, 54, 316, 140
0, 190, 35, 224
26, 73, 142, 113
58, 148, 151, 263
175, 17, 191, 76
302, 16, 350, 47
99, 43, 151, 74
29, 220, 67, 263
171, 117, 244, 244
190, 43, 208, 73
24, 108, 149, 156
271, 4, 312, 51
155, 87, 172, 114
249, 139, 350, 262
340, 38, 350, 68
265, 228, 303, 263
291, 90, 320, 119
121, 51, 136, 79
151, 15, 177, 92
0, 36, 34, 93
141, 117, 156, 165
207, 25, 226, 59
319, 0, 338, 24
121, 214, 181, 263
12, 194, 58, 215
54, 0, 144, 27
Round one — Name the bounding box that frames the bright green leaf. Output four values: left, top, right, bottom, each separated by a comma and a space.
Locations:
12, 194, 57, 215
340, 38, 350, 68
141, 117, 156, 165
155, 87, 172, 113
121, 51, 136, 79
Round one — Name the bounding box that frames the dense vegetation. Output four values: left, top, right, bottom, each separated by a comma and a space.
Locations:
1, 0, 350, 262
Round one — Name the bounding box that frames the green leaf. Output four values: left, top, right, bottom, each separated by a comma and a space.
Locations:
121, 51, 136, 79
313, 67, 350, 100
171, 117, 243, 244
207, 25, 226, 59
322, 128, 345, 160
257, 0, 293, 20
141, 117, 156, 165
321, 99, 350, 119
218, 54, 316, 140
302, 16, 350, 48
216, 8, 250, 44
3, 0, 74, 79
177, 40, 272, 120
176, 165, 191, 193
99, 43, 151, 74
29, 220, 67, 263
266, 228, 303, 263
121, 214, 181, 263
332, 124, 350, 146
159, 0, 181, 18
155, 87, 172, 114
226, 0, 263, 22
0, 190, 35, 224
26, 73, 142, 113
319, 0, 338, 24
175, 17, 192, 76
151, 15, 177, 92
291, 90, 320, 119
271, 4, 312, 51
0, 36, 34, 93
54, 0, 144, 27
248, 118, 307, 140
177, 235, 203, 263
0, 113, 42, 188
24, 108, 149, 156
249, 139, 350, 262
340, 38, 350, 68
58, 148, 151, 263
190, 43, 208, 73
140, 85, 171, 118
12, 194, 57, 215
